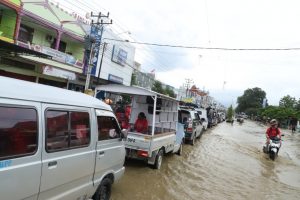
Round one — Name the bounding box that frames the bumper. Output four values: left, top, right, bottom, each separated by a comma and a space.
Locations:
185, 132, 193, 140
114, 166, 125, 183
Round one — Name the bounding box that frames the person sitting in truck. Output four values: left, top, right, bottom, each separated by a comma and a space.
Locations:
134, 112, 148, 134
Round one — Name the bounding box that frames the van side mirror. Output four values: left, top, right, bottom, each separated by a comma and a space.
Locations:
281, 134, 285, 137
121, 129, 128, 139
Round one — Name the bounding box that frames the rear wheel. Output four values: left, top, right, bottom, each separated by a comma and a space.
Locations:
153, 149, 163, 169
190, 135, 195, 145
93, 177, 112, 200
176, 142, 183, 156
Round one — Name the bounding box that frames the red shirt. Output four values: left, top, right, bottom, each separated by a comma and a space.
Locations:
134, 119, 148, 133
266, 127, 281, 138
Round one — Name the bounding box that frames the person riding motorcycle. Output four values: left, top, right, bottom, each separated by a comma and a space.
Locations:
266, 119, 281, 146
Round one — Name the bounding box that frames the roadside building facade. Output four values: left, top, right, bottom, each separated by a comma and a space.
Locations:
0, 0, 87, 89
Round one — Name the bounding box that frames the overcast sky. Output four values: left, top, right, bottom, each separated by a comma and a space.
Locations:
57, 0, 300, 106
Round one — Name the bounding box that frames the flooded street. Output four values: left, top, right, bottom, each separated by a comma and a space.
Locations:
111, 120, 300, 200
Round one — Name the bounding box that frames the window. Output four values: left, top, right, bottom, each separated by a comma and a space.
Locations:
46, 110, 90, 152
97, 116, 121, 141
51, 39, 67, 53
19, 24, 34, 43
0, 106, 38, 160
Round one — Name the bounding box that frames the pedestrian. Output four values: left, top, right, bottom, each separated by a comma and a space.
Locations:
291, 117, 298, 133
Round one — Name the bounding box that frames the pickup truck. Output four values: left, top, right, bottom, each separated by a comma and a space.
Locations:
95, 84, 184, 169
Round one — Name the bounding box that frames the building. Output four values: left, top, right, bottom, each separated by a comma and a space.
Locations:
0, 0, 88, 89
0, 0, 19, 43
87, 28, 136, 87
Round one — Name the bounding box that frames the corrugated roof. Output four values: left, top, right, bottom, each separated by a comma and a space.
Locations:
22, 0, 86, 37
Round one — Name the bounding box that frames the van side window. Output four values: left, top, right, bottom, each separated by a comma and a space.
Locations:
46, 110, 90, 152
0, 106, 38, 160
97, 116, 120, 140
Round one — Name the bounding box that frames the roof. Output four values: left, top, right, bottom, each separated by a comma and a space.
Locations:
0, 76, 112, 110
95, 84, 177, 101
22, 0, 87, 38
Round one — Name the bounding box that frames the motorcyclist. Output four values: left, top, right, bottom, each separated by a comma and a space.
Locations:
266, 119, 281, 146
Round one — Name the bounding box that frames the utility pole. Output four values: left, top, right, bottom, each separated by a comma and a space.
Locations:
184, 78, 194, 97
97, 42, 107, 85
84, 12, 112, 92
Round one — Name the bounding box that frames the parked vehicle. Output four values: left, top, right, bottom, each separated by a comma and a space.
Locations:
195, 108, 208, 131
207, 107, 218, 128
95, 84, 184, 169
0, 77, 125, 200
178, 107, 203, 145
263, 137, 282, 160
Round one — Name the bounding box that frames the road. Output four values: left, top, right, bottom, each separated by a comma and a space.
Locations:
111, 120, 300, 200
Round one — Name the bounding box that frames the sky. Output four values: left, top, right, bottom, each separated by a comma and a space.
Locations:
56, 0, 300, 107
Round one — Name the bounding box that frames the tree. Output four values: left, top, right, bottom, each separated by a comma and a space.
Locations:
279, 95, 297, 109
235, 87, 266, 115
295, 99, 300, 111
226, 105, 234, 120
130, 73, 137, 86
151, 81, 164, 94
165, 86, 176, 98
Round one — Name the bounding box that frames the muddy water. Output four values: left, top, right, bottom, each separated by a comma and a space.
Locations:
111, 121, 300, 200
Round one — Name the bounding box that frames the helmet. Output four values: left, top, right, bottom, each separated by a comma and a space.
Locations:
270, 119, 277, 125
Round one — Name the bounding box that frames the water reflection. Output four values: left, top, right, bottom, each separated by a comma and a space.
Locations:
112, 121, 300, 200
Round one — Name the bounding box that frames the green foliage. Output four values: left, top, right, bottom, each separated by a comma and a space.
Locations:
152, 81, 164, 94
279, 95, 297, 109
236, 87, 266, 115
130, 73, 137, 86
226, 105, 234, 119
151, 81, 176, 98
165, 86, 176, 98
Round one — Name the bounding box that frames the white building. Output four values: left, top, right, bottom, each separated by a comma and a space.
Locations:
92, 28, 135, 86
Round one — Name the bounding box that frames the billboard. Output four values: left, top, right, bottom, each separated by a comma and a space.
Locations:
111, 45, 128, 66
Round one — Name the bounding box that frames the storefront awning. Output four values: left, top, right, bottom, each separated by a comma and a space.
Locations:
19, 55, 83, 74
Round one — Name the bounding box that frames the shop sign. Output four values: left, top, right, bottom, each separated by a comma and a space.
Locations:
108, 74, 123, 84
90, 26, 103, 76
17, 41, 83, 68
182, 97, 195, 103
111, 45, 128, 66
43, 66, 76, 80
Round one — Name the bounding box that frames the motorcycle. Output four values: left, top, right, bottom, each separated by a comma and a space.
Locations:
263, 137, 281, 160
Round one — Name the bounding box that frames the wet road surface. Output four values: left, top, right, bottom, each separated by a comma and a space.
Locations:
111, 120, 300, 200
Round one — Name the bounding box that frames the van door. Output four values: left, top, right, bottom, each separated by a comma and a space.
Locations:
93, 109, 125, 186
39, 104, 95, 200
0, 100, 42, 200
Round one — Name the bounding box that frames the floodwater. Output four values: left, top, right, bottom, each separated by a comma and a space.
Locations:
111, 121, 300, 200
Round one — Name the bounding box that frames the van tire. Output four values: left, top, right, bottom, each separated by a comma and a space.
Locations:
190, 135, 195, 145
176, 142, 183, 156
153, 149, 163, 169
93, 177, 112, 200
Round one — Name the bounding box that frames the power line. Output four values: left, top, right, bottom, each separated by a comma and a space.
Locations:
103, 38, 300, 51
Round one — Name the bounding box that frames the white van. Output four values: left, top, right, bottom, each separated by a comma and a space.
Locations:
195, 108, 208, 130
0, 76, 125, 200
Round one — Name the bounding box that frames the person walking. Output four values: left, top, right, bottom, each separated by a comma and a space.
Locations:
291, 117, 298, 133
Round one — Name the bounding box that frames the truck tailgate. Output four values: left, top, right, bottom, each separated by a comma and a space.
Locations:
125, 132, 151, 151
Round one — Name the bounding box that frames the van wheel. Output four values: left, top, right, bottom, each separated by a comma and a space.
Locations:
153, 150, 163, 169
93, 177, 112, 200
190, 135, 195, 145
176, 142, 183, 156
